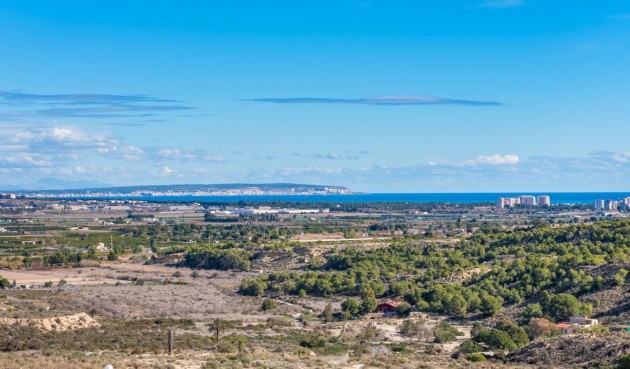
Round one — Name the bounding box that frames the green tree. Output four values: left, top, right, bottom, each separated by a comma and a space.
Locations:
444, 294, 467, 316
475, 329, 518, 351
458, 340, 483, 353
395, 302, 412, 317
0, 275, 10, 289
523, 303, 544, 320
341, 298, 362, 319
480, 292, 503, 316
496, 321, 529, 348
542, 293, 591, 322
360, 287, 378, 314
239, 278, 267, 296
261, 298, 277, 311
206, 319, 239, 344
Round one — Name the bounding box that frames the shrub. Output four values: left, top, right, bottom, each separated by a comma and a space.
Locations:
300, 336, 326, 349
613, 269, 628, 286
399, 319, 425, 336
496, 321, 529, 348
475, 329, 518, 351
466, 353, 487, 362
434, 322, 463, 343
389, 343, 409, 352
618, 354, 630, 369
395, 302, 412, 317
0, 276, 10, 289
261, 298, 277, 311
239, 277, 267, 296
458, 340, 482, 353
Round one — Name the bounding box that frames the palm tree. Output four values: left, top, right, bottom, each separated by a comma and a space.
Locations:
206, 318, 239, 344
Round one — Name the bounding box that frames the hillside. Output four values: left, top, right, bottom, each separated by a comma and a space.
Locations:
508, 333, 630, 367
13, 183, 353, 195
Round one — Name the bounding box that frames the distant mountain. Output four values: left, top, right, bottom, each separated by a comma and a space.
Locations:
0, 178, 111, 192
8, 182, 354, 196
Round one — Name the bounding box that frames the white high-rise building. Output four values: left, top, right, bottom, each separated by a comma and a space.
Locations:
520, 195, 537, 206
595, 199, 606, 210
497, 195, 551, 208
537, 195, 551, 206
606, 200, 618, 211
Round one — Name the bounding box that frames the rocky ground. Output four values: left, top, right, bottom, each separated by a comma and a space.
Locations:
508, 333, 630, 368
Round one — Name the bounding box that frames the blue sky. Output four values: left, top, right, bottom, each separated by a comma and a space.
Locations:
1, 0, 630, 192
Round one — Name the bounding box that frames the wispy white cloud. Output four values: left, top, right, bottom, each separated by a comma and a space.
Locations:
461, 154, 520, 166
154, 148, 226, 163
246, 96, 502, 106
0, 90, 195, 121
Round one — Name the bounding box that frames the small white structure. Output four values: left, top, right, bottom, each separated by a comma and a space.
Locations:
557, 315, 599, 335
557, 323, 576, 335
569, 315, 599, 327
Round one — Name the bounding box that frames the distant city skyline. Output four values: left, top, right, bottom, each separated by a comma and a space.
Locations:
2, 1, 630, 192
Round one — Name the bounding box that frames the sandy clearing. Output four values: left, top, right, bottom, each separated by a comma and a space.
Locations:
0, 312, 100, 332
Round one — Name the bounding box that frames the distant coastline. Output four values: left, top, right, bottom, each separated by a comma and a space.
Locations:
5, 183, 354, 198
13, 192, 630, 205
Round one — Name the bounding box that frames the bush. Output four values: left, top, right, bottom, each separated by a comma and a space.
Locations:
389, 343, 409, 352
239, 277, 267, 296
618, 354, 630, 369
613, 269, 628, 286
0, 276, 10, 289
299, 336, 326, 349
399, 319, 425, 336
184, 248, 252, 271
458, 340, 482, 353
466, 353, 487, 362
434, 322, 463, 343
261, 298, 277, 311
475, 329, 518, 351
496, 321, 529, 348
395, 302, 412, 317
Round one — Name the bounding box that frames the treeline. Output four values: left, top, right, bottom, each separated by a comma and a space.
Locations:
182, 247, 253, 271
239, 220, 630, 319
118, 223, 299, 244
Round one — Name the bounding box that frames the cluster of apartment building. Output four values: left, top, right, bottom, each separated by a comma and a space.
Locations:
497, 195, 551, 208
210, 207, 330, 216
595, 197, 630, 211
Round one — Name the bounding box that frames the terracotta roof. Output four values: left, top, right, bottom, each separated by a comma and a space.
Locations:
378, 299, 400, 307
556, 323, 574, 329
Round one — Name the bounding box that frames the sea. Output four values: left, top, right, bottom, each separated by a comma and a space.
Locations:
89, 192, 630, 205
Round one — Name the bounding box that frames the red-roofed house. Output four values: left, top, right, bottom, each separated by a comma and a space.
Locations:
375, 299, 400, 313
556, 323, 576, 335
